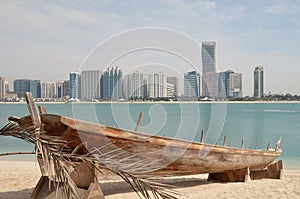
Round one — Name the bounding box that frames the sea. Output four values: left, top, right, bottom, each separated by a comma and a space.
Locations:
0, 102, 299, 169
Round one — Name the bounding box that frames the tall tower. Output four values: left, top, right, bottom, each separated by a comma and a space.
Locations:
69, 72, 81, 100
101, 67, 123, 100
13, 79, 31, 98
202, 41, 216, 74
202, 41, 217, 97
184, 71, 200, 98
167, 76, 179, 96
253, 66, 264, 98
0, 77, 5, 100
81, 70, 101, 101
30, 80, 41, 98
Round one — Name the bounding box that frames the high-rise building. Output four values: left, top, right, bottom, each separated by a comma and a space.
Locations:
56, 80, 64, 98
81, 70, 101, 101
219, 70, 234, 98
253, 66, 264, 98
101, 67, 123, 100
13, 79, 31, 98
202, 41, 217, 97
202, 41, 216, 74
124, 71, 146, 100
184, 71, 200, 98
0, 77, 5, 100
149, 72, 167, 98
167, 76, 179, 96
229, 73, 242, 97
30, 80, 41, 98
4, 81, 9, 94
41, 82, 56, 99
63, 80, 70, 97
202, 73, 219, 97
69, 72, 81, 100
166, 83, 175, 98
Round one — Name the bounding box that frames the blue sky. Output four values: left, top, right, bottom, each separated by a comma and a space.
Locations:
0, 0, 299, 96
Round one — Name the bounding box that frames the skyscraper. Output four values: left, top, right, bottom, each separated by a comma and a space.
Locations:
63, 80, 70, 97
202, 41, 217, 97
0, 77, 5, 100
81, 70, 101, 101
151, 72, 167, 98
184, 71, 200, 98
56, 80, 64, 99
41, 82, 56, 99
202, 73, 219, 97
13, 79, 31, 98
253, 66, 264, 98
219, 70, 234, 98
124, 71, 146, 100
30, 80, 41, 98
202, 41, 216, 74
69, 72, 81, 100
229, 73, 242, 97
167, 76, 179, 96
101, 67, 123, 100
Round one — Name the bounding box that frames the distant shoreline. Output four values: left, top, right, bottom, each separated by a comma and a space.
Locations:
1, 101, 300, 104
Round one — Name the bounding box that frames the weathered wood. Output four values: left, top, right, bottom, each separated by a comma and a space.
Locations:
30, 176, 48, 199
267, 142, 271, 150
87, 182, 105, 199
25, 92, 41, 128
40, 114, 282, 176
241, 138, 244, 149
135, 112, 143, 132
223, 136, 226, 146
200, 129, 204, 143
250, 160, 284, 180
0, 151, 35, 156
38, 106, 47, 115
208, 167, 249, 182
31, 175, 103, 199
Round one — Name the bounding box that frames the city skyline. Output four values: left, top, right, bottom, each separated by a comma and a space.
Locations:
0, 1, 299, 96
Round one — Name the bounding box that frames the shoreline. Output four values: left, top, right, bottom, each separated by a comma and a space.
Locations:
1, 100, 300, 104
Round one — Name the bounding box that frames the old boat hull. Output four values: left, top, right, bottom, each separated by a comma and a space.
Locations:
41, 114, 281, 176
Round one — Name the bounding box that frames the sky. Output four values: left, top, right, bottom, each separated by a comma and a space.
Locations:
0, 0, 299, 96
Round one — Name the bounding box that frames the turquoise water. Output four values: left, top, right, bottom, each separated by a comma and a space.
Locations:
0, 102, 299, 169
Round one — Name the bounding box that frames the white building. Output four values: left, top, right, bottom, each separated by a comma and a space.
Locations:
41, 82, 56, 99
167, 76, 179, 96
148, 72, 167, 98
124, 71, 146, 100
229, 73, 242, 97
81, 70, 101, 101
0, 77, 5, 100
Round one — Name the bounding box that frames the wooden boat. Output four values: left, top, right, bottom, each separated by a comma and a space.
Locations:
41, 113, 282, 177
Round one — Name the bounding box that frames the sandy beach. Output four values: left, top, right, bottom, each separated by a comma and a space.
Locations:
0, 161, 299, 199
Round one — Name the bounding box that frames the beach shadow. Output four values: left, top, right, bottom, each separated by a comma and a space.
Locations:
0, 188, 34, 199
100, 176, 213, 196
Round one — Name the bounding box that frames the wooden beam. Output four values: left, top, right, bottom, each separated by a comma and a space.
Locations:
223, 136, 226, 146
135, 112, 143, 132
200, 129, 204, 143
25, 92, 41, 128
38, 106, 47, 115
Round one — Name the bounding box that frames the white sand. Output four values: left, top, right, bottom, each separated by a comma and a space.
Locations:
0, 161, 299, 199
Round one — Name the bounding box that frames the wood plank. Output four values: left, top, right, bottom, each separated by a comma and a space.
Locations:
25, 92, 41, 128
135, 112, 143, 132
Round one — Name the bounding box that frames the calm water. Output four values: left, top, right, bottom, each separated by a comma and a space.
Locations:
0, 102, 299, 169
